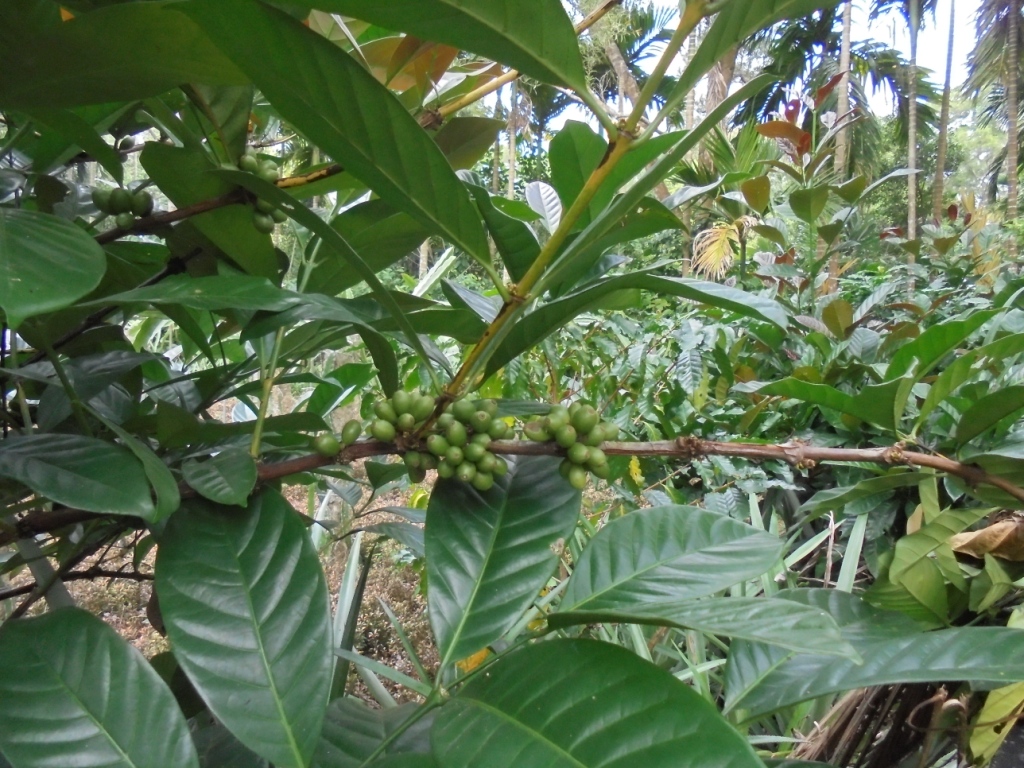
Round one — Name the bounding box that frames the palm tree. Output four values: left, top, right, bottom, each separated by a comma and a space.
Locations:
931, 0, 957, 219
966, 0, 1022, 255
834, 0, 854, 178
870, 0, 940, 243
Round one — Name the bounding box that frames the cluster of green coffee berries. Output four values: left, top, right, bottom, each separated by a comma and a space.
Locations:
237, 148, 286, 234
92, 185, 153, 230
523, 403, 616, 489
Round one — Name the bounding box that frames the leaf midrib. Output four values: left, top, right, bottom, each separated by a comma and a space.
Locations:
459, 698, 588, 768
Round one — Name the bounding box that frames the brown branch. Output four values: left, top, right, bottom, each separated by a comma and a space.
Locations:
5, 437, 1019, 549
0, 567, 152, 603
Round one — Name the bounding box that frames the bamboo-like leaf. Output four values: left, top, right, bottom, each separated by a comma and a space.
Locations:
278, 0, 586, 90
432, 639, 763, 768
187, 0, 489, 262
156, 491, 333, 768
0, 608, 199, 768
956, 386, 1024, 445
426, 455, 580, 669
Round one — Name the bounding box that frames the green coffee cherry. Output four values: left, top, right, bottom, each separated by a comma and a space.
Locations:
492, 456, 509, 477
271, 207, 288, 224
396, 413, 416, 432
370, 419, 396, 441
392, 390, 413, 415
373, 401, 398, 423
421, 453, 438, 471
464, 442, 486, 463
469, 410, 492, 433
559, 459, 573, 479
590, 462, 611, 479
426, 434, 449, 457
408, 466, 427, 484
115, 212, 135, 230
239, 153, 260, 173
312, 433, 341, 457
91, 187, 112, 212
586, 447, 607, 469
131, 190, 153, 217
471, 471, 494, 491
567, 465, 588, 490
471, 433, 491, 447
412, 395, 435, 421
404, 451, 423, 470
488, 420, 509, 439
117, 135, 136, 151
341, 419, 362, 446
255, 197, 276, 214
571, 405, 599, 435
446, 421, 468, 447
524, 421, 550, 442
444, 446, 464, 466
109, 187, 133, 214
258, 160, 280, 182
437, 460, 455, 479
600, 422, 619, 441
452, 399, 476, 423
253, 212, 276, 234
546, 405, 570, 431
437, 413, 455, 430
455, 462, 477, 483
555, 425, 577, 449
477, 452, 497, 474
567, 443, 590, 465
478, 399, 498, 417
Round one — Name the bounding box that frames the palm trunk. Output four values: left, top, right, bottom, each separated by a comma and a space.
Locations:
506, 81, 518, 199
931, 0, 956, 220
492, 85, 504, 194
418, 239, 430, 278
1006, 0, 1020, 257
834, 0, 853, 177
908, 27, 919, 242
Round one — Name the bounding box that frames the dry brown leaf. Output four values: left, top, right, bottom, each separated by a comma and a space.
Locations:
950, 517, 1024, 561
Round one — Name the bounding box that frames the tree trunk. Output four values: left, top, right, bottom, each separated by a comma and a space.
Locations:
834, 0, 854, 178
506, 81, 518, 199
705, 45, 738, 116
604, 42, 641, 119
931, 0, 956, 220
418, 239, 430, 278
1006, 0, 1020, 257
684, 23, 699, 129
908, 25, 919, 243
492, 85, 504, 194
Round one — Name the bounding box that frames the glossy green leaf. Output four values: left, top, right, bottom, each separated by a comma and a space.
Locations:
561, 505, 782, 612
956, 386, 1024, 445
310, 200, 431, 298
0, 434, 154, 519
487, 272, 788, 375
313, 700, 432, 768
182, 447, 258, 507
549, 121, 607, 226
433, 117, 506, 170
886, 310, 998, 380
426, 455, 580, 669
26, 107, 125, 183
462, 176, 540, 282
0, 3, 245, 109
724, 590, 1024, 720
187, 0, 489, 262
97, 416, 181, 522
156, 491, 333, 768
141, 143, 279, 279
94, 274, 302, 312
551, 595, 858, 658
799, 472, 925, 515
957, 439, 1024, 506
432, 638, 763, 768
0, 607, 199, 768
890, 507, 990, 586
542, 74, 774, 291
280, 0, 585, 90
0, 208, 106, 329
788, 186, 829, 223
738, 376, 906, 431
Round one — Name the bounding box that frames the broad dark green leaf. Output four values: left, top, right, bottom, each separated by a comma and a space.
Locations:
0, 3, 245, 108
551, 595, 857, 658
799, 472, 926, 515
886, 310, 998, 380
432, 639, 763, 768
462, 176, 540, 283
310, 200, 431, 298
426, 455, 580, 669
0, 434, 154, 519
957, 439, 1024, 506
156, 491, 333, 768
561, 505, 782, 613
956, 385, 1024, 445
724, 590, 1024, 720
280, 0, 586, 90
487, 272, 788, 375
0, 608, 199, 768
313, 700, 432, 768
141, 143, 279, 279
26, 107, 125, 183
187, 0, 489, 262
549, 121, 607, 226
737, 377, 906, 431
92, 274, 302, 312
182, 447, 258, 506
0, 208, 106, 329
788, 186, 829, 223
433, 117, 506, 170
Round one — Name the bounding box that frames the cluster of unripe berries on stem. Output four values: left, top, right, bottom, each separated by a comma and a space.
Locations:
91, 185, 153, 231
312, 392, 619, 492
236, 148, 287, 234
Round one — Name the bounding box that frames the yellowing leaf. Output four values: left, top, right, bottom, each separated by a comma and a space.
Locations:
628, 456, 644, 486
970, 681, 1024, 764
456, 648, 491, 673
951, 517, 1024, 561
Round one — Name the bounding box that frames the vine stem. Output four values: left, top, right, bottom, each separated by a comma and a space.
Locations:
8, 437, 1020, 548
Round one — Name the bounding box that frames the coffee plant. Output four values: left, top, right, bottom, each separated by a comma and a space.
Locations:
2, 1, 1024, 767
